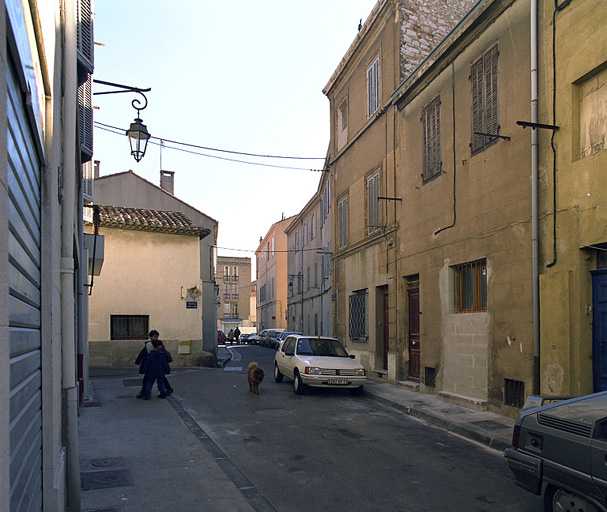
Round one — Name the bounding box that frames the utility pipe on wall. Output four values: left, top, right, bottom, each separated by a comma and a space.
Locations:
61, 0, 81, 507
530, 0, 540, 394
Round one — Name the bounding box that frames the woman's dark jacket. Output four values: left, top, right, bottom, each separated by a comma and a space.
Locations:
140, 349, 170, 378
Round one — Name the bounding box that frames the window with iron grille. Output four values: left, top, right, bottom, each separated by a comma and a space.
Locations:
422, 96, 441, 182
338, 196, 348, 249
367, 172, 380, 234
349, 290, 367, 339
454, 259, 487, 313
110, 315, 149, 340
367, 56, 380, 118
471, 44, 499, 155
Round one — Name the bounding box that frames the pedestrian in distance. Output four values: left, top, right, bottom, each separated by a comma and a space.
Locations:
227, 328, 234, 344
234, 326, 241, 344
139, 338, 171, 400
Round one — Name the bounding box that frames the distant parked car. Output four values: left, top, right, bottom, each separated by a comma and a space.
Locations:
504, 391, 607, 512
274, 335, 366, 395
259, 329, 284, 348
217, 330, 226, 343
247, 333, 261, 345
257, 329, 271, 347
240, 333, 250, 343
276, 331, 303, 350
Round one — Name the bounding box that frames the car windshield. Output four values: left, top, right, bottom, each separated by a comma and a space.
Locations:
296, 338, 349, 357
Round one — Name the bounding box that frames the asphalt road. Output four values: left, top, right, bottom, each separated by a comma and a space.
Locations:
169, 344, 543, 512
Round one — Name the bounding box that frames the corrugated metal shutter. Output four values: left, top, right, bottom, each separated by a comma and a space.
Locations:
7, 60, 43, 512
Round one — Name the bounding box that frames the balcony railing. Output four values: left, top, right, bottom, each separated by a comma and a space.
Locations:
223, 275, 239, 282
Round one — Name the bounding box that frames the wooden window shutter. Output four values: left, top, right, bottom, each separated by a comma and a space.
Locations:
485, 45, 499, 137
470, 58, 484, 153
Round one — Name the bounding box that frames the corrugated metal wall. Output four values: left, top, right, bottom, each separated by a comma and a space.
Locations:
7, 58, 43, 512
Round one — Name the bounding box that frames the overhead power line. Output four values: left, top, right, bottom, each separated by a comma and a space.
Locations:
95, 121, 324, 164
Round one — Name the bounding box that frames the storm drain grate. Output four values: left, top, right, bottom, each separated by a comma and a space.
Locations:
81, 469, 133, 491
471, 420, 511, 430
82, 401, 102, 408
122, 378, 142, 387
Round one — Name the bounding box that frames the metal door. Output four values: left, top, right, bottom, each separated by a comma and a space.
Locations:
408, 288, 420, 381
7, 58, 43, 511
592, 270, 607, 392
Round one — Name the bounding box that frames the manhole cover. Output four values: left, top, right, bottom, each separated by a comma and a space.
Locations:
81, 469, 133, 491
91, 457, 127, 468
255, 409, 294, 416
122, 378, 142, 387
82, 401, 102, 408
471, 420, 510, 430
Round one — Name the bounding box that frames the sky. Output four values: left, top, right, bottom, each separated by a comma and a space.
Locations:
92, 0, 379, 273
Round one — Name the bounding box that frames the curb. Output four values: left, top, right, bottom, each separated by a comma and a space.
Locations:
363, 389, 512, 452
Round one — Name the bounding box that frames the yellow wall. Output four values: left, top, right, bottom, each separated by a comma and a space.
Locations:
87, 226, 203, 365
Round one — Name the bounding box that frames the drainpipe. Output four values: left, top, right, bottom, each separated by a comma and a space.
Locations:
62, 0, 81, 508
531, 0, 540, 394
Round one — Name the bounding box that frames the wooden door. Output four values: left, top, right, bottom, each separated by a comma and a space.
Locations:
408, 289, 420, 381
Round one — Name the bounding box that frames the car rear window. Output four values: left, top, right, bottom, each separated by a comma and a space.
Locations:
296, 338, 349, 357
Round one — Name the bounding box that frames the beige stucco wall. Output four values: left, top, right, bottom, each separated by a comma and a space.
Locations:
395, 0, 534, 410
537, 0, 607, 396
87, 226, 205, 366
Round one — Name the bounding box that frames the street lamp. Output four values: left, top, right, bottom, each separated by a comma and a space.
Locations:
93, 79, 152, 162
126, 118, 150, 162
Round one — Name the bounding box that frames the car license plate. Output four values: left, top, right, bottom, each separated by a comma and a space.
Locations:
327, 378, 350, 385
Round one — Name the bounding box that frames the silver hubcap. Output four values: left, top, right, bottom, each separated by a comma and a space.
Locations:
553, 488, 599, 512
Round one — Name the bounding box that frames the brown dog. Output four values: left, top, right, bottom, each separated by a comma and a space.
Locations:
247, 362, 265, 395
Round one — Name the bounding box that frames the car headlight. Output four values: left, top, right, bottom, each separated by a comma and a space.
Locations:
305, 367, 322, 375
354, 368, 366, 376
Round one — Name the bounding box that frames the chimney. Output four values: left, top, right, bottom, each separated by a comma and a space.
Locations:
94, 160, 100, 179
160, 170, 175, 194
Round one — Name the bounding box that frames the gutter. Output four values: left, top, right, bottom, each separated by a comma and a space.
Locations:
61, 0, 81, 507
530, 0, 540, 394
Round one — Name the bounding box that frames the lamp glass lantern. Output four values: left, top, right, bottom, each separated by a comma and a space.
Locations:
126, 118, 151, 162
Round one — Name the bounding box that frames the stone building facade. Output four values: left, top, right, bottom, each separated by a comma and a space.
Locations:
216, 256, 253, 333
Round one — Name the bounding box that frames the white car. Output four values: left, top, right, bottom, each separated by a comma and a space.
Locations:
274, 335, 366, 395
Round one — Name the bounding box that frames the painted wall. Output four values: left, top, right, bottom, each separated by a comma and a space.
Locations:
93, 171, 219, 353
538, 0, 607, 396
87, 227, 203, 366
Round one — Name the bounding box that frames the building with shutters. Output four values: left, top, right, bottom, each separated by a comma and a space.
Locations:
256, 217, 293, 332
215, 256, 254, 334
324, 0, 541, 416
0, 0, 95, 509
285, 170, 333, 336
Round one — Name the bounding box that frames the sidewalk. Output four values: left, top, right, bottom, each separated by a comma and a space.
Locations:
79, 348, 514, 511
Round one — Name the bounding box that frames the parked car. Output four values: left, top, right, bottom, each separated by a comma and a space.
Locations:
260, 328, 284, 348
276, 331, 303, 350
217, 330, 226, 343
267, 329, 286, 349
247, 333, 261, 345
257, 329, 271, 347
504, 391, 607, 512
274, 335, 366, 395
240, 333, 250, 343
